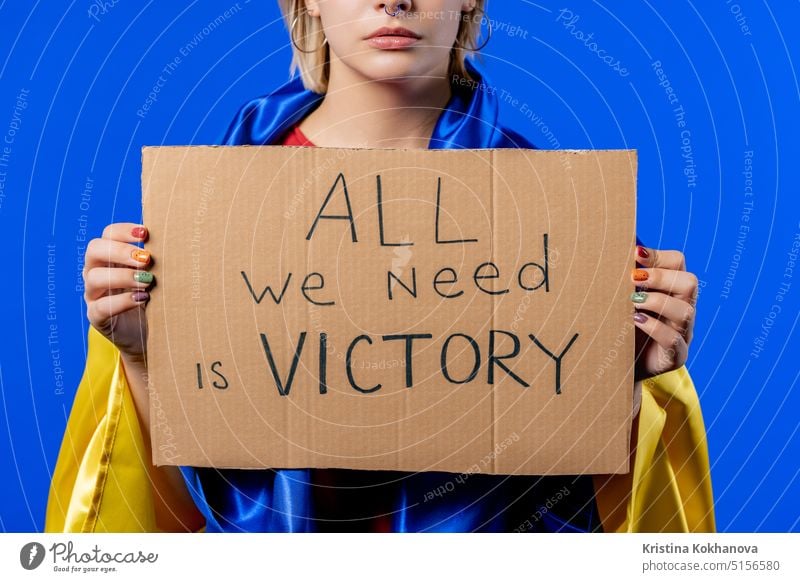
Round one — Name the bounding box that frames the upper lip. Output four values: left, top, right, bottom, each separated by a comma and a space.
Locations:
365, 26, 421, 40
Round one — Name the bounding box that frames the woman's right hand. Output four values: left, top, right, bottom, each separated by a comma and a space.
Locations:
83, 222, 153, 360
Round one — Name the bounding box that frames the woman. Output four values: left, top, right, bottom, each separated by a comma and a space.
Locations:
46, 0, 715, 533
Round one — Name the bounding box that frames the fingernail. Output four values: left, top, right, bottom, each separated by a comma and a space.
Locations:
133, 271, 153, 284
637, 246, 649, 259
633, 312, 648, 324
132, 249, 150, 263
631, 291, 647, 303
131, 226, 147, 239
132, 291, 149, 302
632, 269, 649, 282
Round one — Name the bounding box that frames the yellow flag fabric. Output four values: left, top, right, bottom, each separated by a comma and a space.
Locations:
45, 327, 715, 533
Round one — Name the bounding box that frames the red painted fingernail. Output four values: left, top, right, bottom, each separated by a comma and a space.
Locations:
633, 312, 647, 324
632, 269, 649, 282
131, 226, 147, 239
637, 246, 649, 259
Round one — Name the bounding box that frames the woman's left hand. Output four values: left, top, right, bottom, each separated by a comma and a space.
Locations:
631, 246, 698, 381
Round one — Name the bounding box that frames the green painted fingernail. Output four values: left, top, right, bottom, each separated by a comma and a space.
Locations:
134, 271, 153, 284
631, 291, 647, 303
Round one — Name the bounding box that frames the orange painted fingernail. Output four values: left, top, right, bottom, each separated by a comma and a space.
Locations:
632, 268, 649, 282
132, 249, 150, 263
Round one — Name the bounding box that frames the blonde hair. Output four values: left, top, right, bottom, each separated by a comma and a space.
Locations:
278, 0, 488, 94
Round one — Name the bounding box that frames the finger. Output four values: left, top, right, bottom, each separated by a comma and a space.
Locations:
102, 223, 148, 243
87, 290, 149, 328
85, 238, 151, 272
85, 267, 155, 301
633, 311, 688, 365
635, 246, 685, 271
631, 291, 695, 338
632, 267, 698, 300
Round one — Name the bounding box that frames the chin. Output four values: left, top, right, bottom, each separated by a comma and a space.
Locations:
354, 54, 432, 84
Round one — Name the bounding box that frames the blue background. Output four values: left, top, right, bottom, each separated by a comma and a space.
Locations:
1, 1, 798, 532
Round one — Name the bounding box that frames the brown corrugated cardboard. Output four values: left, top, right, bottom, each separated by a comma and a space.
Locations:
142, 146, 637, 475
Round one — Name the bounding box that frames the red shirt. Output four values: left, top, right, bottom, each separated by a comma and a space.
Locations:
280, 123, 315, 146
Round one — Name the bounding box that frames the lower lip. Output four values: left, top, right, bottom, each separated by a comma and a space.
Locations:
366, 35, 419, 49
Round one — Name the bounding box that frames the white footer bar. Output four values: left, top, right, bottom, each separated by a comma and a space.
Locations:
1, 533, 797, 581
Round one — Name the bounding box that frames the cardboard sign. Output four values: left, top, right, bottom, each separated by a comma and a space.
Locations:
142, 146, 637, 475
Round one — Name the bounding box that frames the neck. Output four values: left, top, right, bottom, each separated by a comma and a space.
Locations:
299, 57, 454, 149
